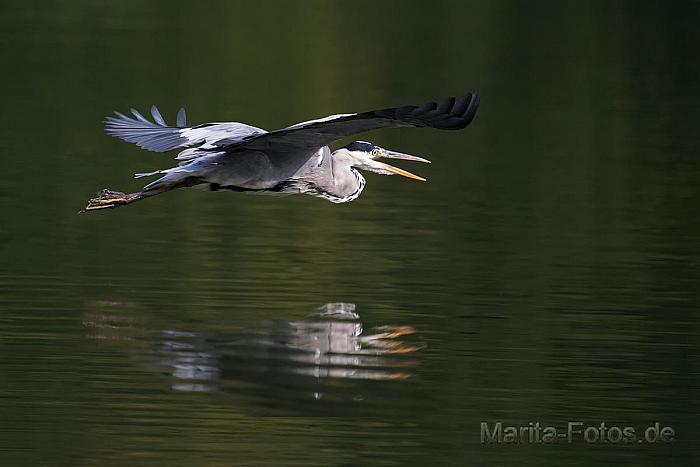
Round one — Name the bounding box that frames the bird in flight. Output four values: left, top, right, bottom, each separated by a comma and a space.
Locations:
82, 92, 480, 212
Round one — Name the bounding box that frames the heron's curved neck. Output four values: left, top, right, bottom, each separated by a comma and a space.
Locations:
339, 168, 366, 203
311, 156, 365, 203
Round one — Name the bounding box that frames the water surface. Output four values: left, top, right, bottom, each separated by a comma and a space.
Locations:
1, 1, 699, 466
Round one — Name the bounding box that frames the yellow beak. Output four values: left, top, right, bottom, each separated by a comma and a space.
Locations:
374, 161, 427, 182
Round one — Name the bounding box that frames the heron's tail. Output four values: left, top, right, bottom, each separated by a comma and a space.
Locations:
134, 169, 162, 179
134, 152, 222, 192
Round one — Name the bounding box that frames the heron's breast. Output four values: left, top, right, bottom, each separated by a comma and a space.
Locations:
204, 151, 278, 189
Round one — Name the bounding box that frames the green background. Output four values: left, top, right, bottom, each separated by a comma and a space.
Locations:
1, 1, 698, 465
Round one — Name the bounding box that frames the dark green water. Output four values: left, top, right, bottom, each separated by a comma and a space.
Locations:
1, 1, 699, 465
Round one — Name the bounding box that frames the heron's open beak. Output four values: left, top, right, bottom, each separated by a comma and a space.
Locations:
380, 150, 432, 164
373, 150, 431, 182
372, 161, 427, 181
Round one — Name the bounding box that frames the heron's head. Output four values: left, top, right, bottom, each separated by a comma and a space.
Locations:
338, 141, 431, 181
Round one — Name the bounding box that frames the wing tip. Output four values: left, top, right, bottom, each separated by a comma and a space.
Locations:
460, 90, 480, 128
436, 91, 479, 129
387, 91, 480, 130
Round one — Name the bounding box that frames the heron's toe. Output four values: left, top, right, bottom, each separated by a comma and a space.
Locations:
99, 189, 124, 197
82, 190, 130, 212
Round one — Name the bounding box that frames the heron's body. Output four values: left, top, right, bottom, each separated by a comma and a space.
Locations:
146, 146, 367, 203
83, 92, 480, 211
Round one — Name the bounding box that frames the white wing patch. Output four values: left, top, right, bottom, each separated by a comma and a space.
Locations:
284, 113, 356, 130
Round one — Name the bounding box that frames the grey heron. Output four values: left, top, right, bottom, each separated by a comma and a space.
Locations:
82, 92, 480, 212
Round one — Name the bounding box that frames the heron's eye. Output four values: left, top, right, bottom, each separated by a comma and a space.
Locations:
371, 148, 382, 157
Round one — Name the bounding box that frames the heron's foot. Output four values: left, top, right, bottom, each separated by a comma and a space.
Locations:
81, 189, 135, 213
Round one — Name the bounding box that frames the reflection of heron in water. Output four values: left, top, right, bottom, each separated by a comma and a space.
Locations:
84, 303, 423, 410
157, 303, 422, 395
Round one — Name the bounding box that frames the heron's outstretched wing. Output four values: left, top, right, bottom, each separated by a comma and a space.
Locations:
221, 91, 480, 151
104, 106, 266, 153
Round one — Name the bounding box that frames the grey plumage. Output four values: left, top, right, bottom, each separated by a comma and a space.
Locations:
105, 106, 266, 153
84, 92, 480, 212
104, 108, 188, 152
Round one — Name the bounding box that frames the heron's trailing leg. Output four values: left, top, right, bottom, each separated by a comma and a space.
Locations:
81, 177, 203, 213
81, 189, 158, 212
